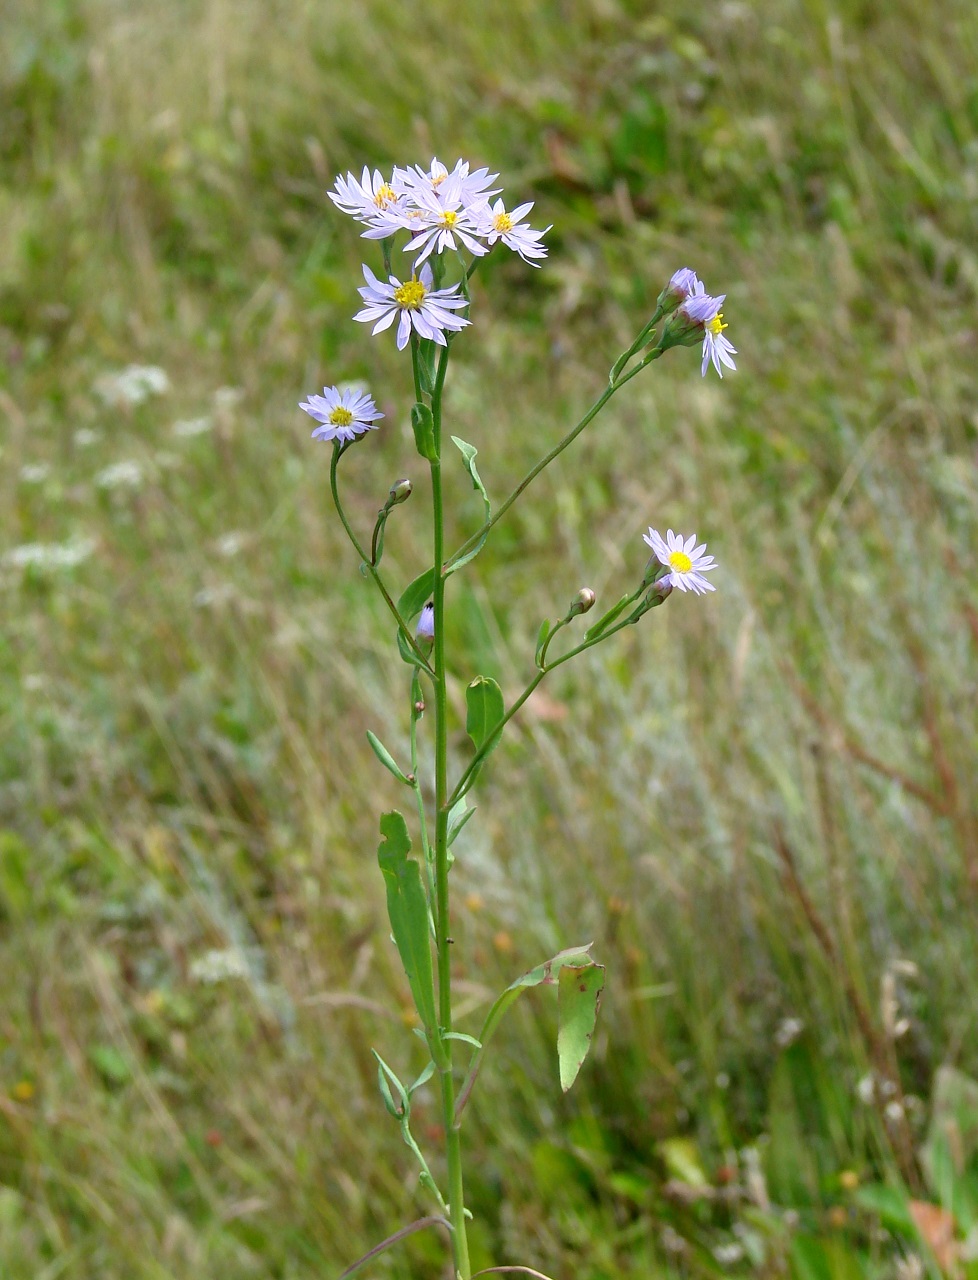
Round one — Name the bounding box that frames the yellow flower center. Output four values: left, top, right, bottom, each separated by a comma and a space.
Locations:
373, 184, 396, 209
668, 550, 693, 575
492, 211, 514, 233
440, 210, 458, 229
394, 279, 427, 310
329, 406, 354, 427
707, 312, 727, 336
431, 171, 446, 188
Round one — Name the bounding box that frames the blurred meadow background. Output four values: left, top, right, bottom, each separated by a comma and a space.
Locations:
2, 0, 978, 1276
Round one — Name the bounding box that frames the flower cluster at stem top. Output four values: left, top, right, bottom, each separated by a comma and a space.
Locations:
301, 157, 729, 604
330, 157, 551, 270
664, 267, 737, 379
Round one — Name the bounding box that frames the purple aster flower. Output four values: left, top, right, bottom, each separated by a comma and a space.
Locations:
300, 384, 383, 443
353, 262, 470, 350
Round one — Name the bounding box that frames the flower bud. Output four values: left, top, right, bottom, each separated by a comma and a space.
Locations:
569, 587, 596, 617
388, 477, 413, 506
648, 576, 673, 605
660, 286, 726, 352
642, 556, 669, 588
375, 1062, 408, 1119
655, 267, 700, 317
415, 601, 435, 654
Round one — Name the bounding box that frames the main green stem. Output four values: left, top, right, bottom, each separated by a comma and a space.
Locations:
414, 327, 661, 1277
429, 344, 471, 1280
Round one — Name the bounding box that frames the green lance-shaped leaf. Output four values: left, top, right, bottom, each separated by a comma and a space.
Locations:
465, 675, 504, 752
447, 795, 475, 847
454, 945, 600, 1121
460, 676, 505, 795
584, 593, 634, 643
416, 340, 437, 395
377, 811, 437, 1038
450, 437, 490, 516
447, 436, 491, 574
558, 959, 605, 1091
398, 569, 436, 622
411, 403, 438, 462
408, 1060, 436, 1095
366, 731, 412, 785
373, 1049, 410, 1119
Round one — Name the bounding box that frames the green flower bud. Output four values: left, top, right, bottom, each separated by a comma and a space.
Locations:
569, 588, 596, 617
642, 557, 670, 588
388, 477, 413, 505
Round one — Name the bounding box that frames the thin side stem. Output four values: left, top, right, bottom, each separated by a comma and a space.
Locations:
446, 353, 658, 571
399, 1116, 448, 1213
409, 671, 435, 904
448, 590, 646, 806
329, 447, 434, 673
338, 1216, 451, 1280
609, 304, 664, 381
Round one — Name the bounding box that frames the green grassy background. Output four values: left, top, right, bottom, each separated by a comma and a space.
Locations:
2, 0, 978, 1276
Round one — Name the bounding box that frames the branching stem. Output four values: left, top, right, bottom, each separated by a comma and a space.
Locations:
446, 349, 662, 571
329, 446, 434, 673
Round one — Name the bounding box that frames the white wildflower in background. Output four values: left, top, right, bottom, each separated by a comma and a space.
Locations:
299, 384, 384, 443
95, 460, 144, 490
172, 415, 212, 438
216, 532, 248, 558
660, 1226, 688, 1257
95, 364, 170, 408
895, 1258, 925, 1280
477, 198, 550, 265
741, 1146, 771, 1211
73, 428, 101, 447
213, 386, 244, 410
644, 528, 718, 595
774, 1016, 805, 1048
189, 947, 250, 984
3, 537, 96, 573
713, 1242, 745, 1266
354, 263, 470, 350
193, 584, 236, 608
855, 1073, 875, 1104
19, 463, 50, 484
